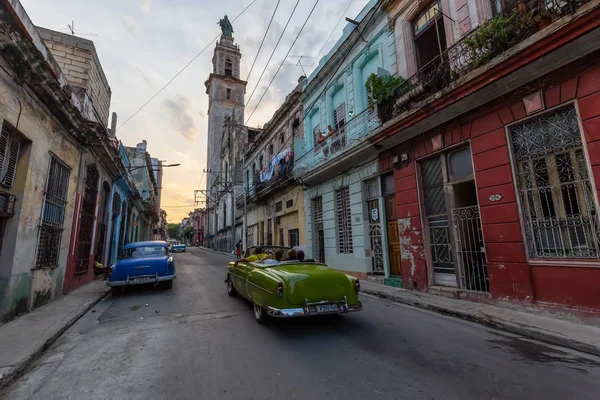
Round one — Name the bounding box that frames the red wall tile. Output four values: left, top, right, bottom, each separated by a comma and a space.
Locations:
471, 128, 507, 155
577, 91, 600, 120
475, 164, 514, 188
402, 229, 423, 246
471, 113, 504, 137
396, 188, 418, 205
510, 102, 527, 121
582, 115, 600, 143
401, 258, 427, 287
399, 216, 422, 232
544, 85, 560, 108
586, 140, 600, 166
395, 175, 417, 192
561, 76, 579, 102
480, 202, 520, 224
482, 222, 523, 243
461, 123, 471, 140
532, 266, 600, 309
444, 130, 453, 147
477, 183, 517, 207
496, 107, 514, 125
486, 242, 527, 263
473, 146, 510, 172
577, 65, 600, 98
396, 202, 420, 218
394, 162, 415, 179
487, 262, 533, 301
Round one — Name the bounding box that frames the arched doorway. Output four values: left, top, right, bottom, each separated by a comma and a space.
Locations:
107, 192, 121, 264
96, 181, 111, 265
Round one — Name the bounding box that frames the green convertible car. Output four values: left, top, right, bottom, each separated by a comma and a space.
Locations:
225, 246, 362, 324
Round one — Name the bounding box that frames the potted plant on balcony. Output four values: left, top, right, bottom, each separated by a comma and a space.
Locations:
365, 73, 407, 121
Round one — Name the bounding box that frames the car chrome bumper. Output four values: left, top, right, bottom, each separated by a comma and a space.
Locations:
107, 274, 176, 287
266, 300, 362, 318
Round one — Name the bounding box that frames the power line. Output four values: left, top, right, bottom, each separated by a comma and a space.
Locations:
245, 0, 320, 125
307, 0, 356, 72
244, 0, 301, 111
118, 0, 257, 130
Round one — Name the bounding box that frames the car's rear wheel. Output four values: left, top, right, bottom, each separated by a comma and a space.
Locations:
253, 303, 269, 324
111, 286, 121, 296
163, 280, 173, 290
226, 275, 237, 296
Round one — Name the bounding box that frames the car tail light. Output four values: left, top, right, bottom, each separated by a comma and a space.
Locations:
168, 257, 174, 269
355, 279, 360, 292
276, 281, 283, 298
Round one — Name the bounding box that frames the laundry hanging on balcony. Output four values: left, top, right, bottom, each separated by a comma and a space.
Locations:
259, 147, 293, 183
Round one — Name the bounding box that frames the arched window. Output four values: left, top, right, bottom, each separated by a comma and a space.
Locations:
225, 59, 232, 76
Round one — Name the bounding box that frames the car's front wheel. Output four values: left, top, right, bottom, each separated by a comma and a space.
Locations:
253, 303, 269, 324
226, 275, 237, 297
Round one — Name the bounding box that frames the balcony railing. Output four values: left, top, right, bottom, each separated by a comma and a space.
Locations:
378, 0, 590, 124
0, 190, 16, 217
294, 108, 382, 173
236, 158, 295, 207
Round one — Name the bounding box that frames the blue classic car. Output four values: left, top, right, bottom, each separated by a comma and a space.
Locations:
171, 242, 186, 252
107, 241, 176, 295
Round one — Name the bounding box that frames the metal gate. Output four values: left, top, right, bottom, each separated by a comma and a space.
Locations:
451, 206, 489, 292
367, 198, 384, 274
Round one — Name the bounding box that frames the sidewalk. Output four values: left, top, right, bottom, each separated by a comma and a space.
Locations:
360, 280, 600, 356
196, 246, 236, 259
0, 280, 110, 389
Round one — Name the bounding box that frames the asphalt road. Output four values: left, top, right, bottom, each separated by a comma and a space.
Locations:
4, 247, 600, 400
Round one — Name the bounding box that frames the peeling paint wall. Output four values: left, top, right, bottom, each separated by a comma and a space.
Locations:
0, 59, 81, 322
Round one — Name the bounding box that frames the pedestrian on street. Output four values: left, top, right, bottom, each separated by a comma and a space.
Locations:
235, 240, 242, 259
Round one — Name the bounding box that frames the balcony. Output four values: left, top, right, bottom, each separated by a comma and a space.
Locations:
236, 157, 295, 208
378, 0, 594, 124
0, 190, 16, 217
293, 108, 382, 184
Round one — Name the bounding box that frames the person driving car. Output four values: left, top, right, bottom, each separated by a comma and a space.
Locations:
235, 246, 268, 265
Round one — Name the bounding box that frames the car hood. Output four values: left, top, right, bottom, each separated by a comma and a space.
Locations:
266, 263, 354, 305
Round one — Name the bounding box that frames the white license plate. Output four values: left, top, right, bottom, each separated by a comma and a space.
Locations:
132, 277, 153, 284
316, 304, 338, 313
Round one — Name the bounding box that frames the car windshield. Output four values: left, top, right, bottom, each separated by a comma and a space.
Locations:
121, 246, 168, 259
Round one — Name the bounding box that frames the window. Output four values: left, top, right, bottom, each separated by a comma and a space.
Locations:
280, 133, 285, 144
510, 106, 600, 259
0, 128, 21, 188
226, 88, 231, 100
313, 125, 321, 146
225, 59, 232, 76
336, 186, 353, 253
36, 154, 71, 268
448, 147, 473, 180
382, 173, 395, 196
269, 143, 274, 155
275, 201, 283, 212
289, 229, 300, 247
279, 228, 284, 246
122, 246, 168, 259
223, 202, 227, 228
413, 1, 447, 69
286, 199, 293, 208
333, 103, 346, 134
259, 155, 264, 170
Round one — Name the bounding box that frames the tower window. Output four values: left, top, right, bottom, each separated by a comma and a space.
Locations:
226, 88, 231, 100
225, 59, 232, 76
268, 144, 274, 155
280, 133, 285, 144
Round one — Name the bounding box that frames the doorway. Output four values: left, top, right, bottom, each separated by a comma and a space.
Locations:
382, 173, 402, 276
312, 197, 325, 263
420, 147, 489, 292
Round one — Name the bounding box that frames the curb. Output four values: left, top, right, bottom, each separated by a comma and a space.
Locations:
361, 288, 600, 357
196, 246, 236, 259
0, 288, 111, 390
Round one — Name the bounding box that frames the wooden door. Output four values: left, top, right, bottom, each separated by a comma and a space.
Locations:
385, 196, 402, 276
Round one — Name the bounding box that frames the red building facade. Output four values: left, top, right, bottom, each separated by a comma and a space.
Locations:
375, 0, 600, 311
378, 64, 600, 311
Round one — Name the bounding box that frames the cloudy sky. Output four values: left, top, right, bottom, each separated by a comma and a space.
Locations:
22, 0, 370, 222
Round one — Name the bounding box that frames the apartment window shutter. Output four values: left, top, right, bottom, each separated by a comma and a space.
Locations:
2, 137, 20, 187
0, 129, 7, 178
